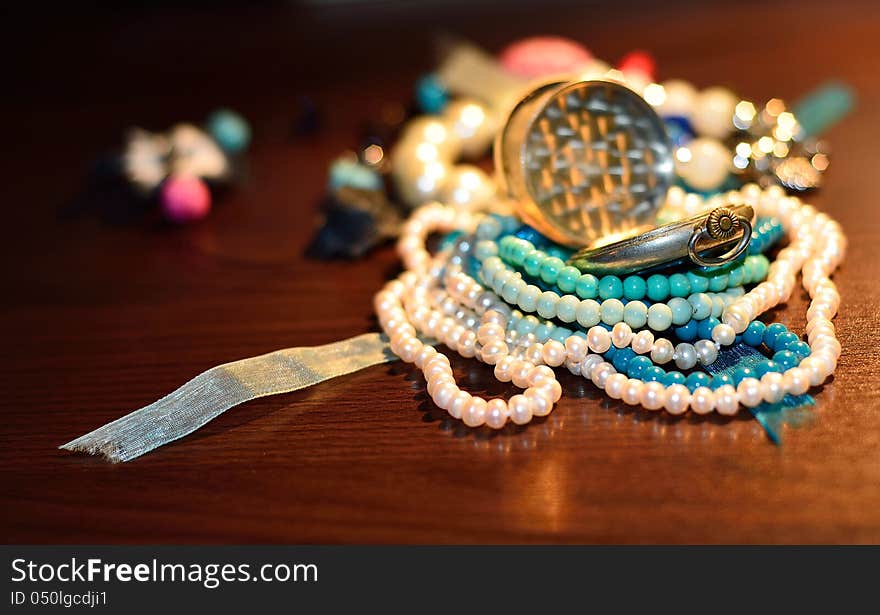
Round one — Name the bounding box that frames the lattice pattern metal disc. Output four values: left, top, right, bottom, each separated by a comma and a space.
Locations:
501, 80, 674, 247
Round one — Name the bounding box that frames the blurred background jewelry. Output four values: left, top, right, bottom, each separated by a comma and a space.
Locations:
648, 79, 852, 193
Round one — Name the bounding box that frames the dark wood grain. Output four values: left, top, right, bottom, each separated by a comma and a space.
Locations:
3, 0, 880, 544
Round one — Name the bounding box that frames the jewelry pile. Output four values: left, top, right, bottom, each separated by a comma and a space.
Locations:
365, 38, 847, 430
61, 37, 852, 462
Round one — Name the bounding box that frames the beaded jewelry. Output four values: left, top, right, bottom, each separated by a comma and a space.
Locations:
59, 42, 848, 464
370, 45, 845, 429
378, 180, 843, 426
492, 235, 775, 300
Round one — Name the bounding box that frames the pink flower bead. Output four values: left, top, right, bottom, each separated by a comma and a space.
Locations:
498, 36, 592, 79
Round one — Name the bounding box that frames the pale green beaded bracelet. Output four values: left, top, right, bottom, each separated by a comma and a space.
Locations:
480, 255, 741, 333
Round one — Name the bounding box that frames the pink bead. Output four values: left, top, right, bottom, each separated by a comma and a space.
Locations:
617, 50, 656, 82
160, 174, 211, 223
498, 36, 592, 79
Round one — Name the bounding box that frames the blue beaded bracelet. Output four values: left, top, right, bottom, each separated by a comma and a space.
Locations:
601, 319, 810, 390
502, 308, 809, 391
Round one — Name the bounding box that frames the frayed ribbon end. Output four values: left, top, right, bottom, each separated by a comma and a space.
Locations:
59, 438, 127, 463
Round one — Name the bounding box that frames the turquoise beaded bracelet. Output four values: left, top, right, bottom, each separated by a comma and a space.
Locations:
495, 234, 774, 302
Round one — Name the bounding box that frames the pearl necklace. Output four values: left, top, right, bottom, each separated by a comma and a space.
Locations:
376, 184, 844, 427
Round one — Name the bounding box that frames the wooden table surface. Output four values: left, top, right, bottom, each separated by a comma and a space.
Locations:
3, 1, 880, 543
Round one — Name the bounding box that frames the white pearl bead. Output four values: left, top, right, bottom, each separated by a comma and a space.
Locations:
432, 382, 459, 410
527, 365, 555, 387
622, 379, 645, 406
438, 317, 455, 340
426, 353, 450, 369
414, 345, 438, 368
715, 385, 739, 416
458, 331, 477, 358
482, 309, 508, 326
446, 326, 464, 351
579, 354, 601, 377
693, 339, 718, 366
640, 382, 667, 411
722, 304, 750, 334
631, 330, 654, 354
665, 384, 691, 415
392, 155, 451, 207
508, 394, 533, 425
398, 338, 422, 363
651, 338, 675, 364
511, 360, 534, 389
611, 322, 634, 348
479, 340, 508, 365
566, 359, 583, 376
800, 357, 829, 387
692, 86, 738, 138
476, 323, 504, 345
485, 399, 509, 429
535, 380, 563, 403
783, 367, 810, 395
437, 164, 496, 212
604, 373, 628, 400
736, 378, 763, 408
760, 372, 786, 404
425, 363, 450, 381
657, 79, 698, 118
690, 387, 715, 415
493, 355, 516, 382
590, 362, 615, 389
711, 323, 736, 346
564, 336, 587, 362
444, 99, 496, 158
462, 397, 488, 427
541, 340, 565, 367
426, 374, 451, 397
448, 391, 471, 420
525, 388, 554, 417
399, 116, 461, 158
677, 137, 731, 192
587, 326, 612, 353
523, 342, 544, 365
